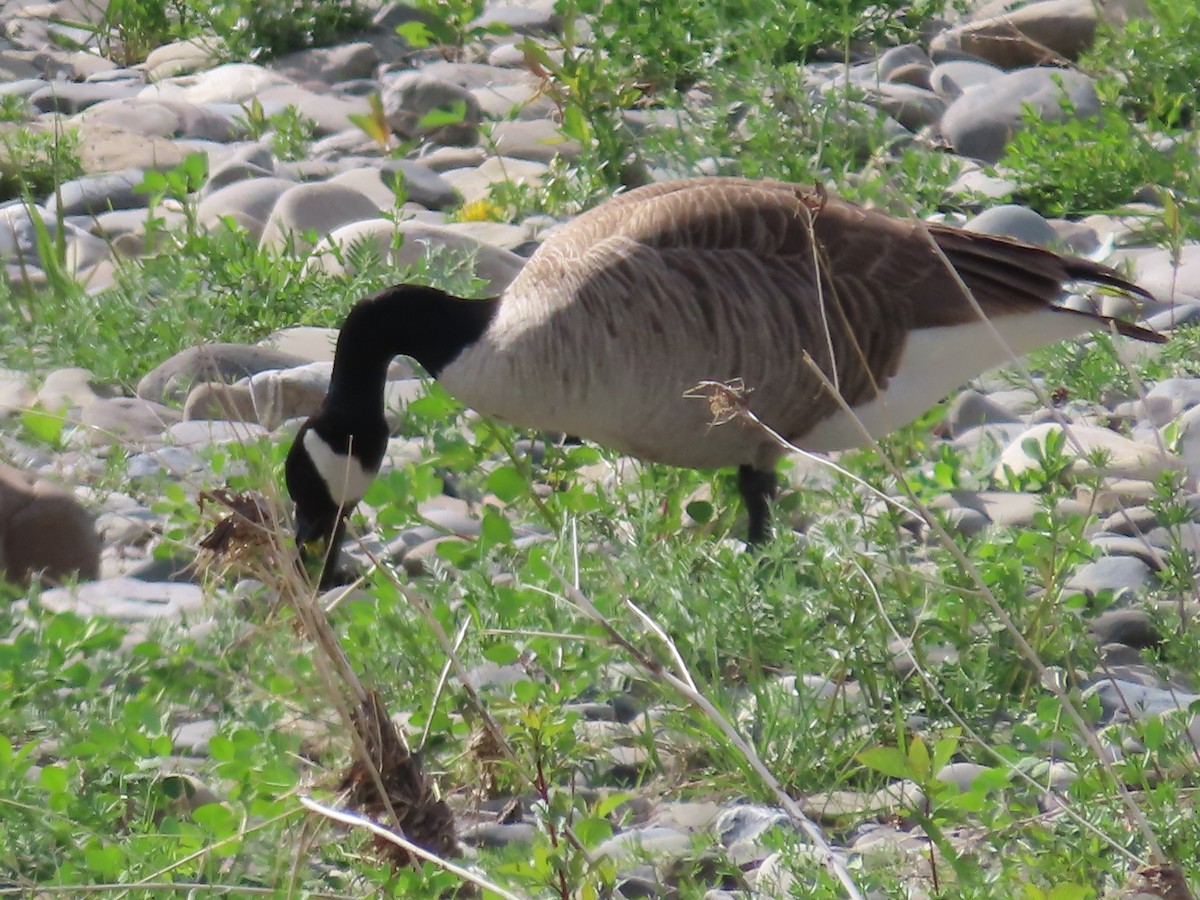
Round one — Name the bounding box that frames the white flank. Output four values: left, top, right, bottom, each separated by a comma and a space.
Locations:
800, 309, 1098, 451
303, 430, 375, 509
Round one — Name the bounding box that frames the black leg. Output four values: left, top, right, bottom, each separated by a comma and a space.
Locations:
738, 464, 778, 545
317, 516, 349, 590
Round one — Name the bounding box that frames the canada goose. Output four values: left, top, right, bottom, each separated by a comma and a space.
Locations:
285, 176, 1162, 587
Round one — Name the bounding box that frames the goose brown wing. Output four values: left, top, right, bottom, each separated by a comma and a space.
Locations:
518, 178, 943, 437
510, 178, 1158, 450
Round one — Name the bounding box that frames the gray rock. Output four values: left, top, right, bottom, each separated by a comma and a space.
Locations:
267, 41, 379, 84
940, 67, 1100, 163
197, 176, 294, 238
50, 168, 147, 216
1090, 608, 1161, 649
382, 72, 483, 146
995, 422, 1176, 482
929, 59, 1003, 100
1064, 556, 1153, 598
259, 325, 340, 363
155, 62, 293, 105
166, 419, 267, 447
305, 218, 526, 295
595, 826, 693, 863
172, 719, 218, 754
28, 80, 141, 114
488, 118, 582, 163
379, 159, 460, 210
869, 82, 945, 131
256, 83, 372, 136
127, 446, 204, 479
1088, 678, 1198, 724
712, 805, 790, 848
0, 462, 100, 586
141, 37, 223, 80
37, 367, 104, 408
203, 144, 277, 193
183, 381, 258, 422
964, 204, 1057, 247
326, 167, 397, 211
943, 388, 1019, 437
932, 0, 1098, 68
80, 397, 180, 444
442, 156, 548, 204
75, 121, 190, 176
258, 181, 381, 253
1090, 533, 1166, 569
878, 43, 932, 81
936, 761, 988, 792
80, 97, 241, 143
137, 343, 308, 404
0, 201, 59, 264
1098, 505, 1160, 537
472, 0, 560, 35
459, 821, 538, 848
38, 577, 204, 622
1173, 404, 1200, 482
247, 362, 332, 430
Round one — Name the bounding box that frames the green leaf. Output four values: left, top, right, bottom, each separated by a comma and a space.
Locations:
39, 764, 69, 794
84, 843, 125, 879
594, 791, 636, 818
395, 20, 434, 47
685, 499, 713, 523
512, 679, 539, 704
1047, 884, 1093, 900
348, 93, 392, 149
480, 506, 513, 545
562, 103, 590, 144
134, 169, 169, 197
931, 731, 960, 775
907, 734, 931, 779
1142, 714, 1166, 750
180, 151, 209, 192
484, 643, 520, 665
857, 747, 916, 781
573, 815, 613, 847
486, 465, 527, 502
193, 802, 237, 837
417, 100, 468, 129
20, 404, 66, 447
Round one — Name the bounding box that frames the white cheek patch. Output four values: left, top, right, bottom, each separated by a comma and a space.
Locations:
303, 430, 376, 509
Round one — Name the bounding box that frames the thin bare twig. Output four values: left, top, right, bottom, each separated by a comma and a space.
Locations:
300, 796, 524, 900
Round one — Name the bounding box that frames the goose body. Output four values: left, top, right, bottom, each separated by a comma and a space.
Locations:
286, 177, 1162, 585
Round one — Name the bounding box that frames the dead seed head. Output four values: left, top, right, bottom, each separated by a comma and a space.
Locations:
684, 378, 753, 428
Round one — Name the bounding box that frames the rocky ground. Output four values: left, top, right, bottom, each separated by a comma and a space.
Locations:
3, 0, 1200, 896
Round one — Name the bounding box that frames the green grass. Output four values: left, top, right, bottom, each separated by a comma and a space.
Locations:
2, 0, 1200, 896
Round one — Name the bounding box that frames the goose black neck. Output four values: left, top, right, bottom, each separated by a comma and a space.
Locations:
327, 285, 499, 415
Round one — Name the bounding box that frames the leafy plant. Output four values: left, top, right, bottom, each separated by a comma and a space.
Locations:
1084, 0, 1200, 129
1000, 101, 1170, 217
234, 101, 316, 162
0, 124, 83, 201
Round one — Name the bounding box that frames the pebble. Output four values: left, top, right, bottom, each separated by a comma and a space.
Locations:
995, 423, 1177, 482
1063, 555, 1153, 598
258, 181, 381, 254
37, 577, 204, 622
931, 0, 1098, 68
137, 344, 308, 404
940, 67, 1099, 162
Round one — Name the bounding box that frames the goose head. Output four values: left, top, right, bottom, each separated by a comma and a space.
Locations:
284, 284, 498, 588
